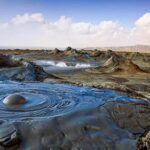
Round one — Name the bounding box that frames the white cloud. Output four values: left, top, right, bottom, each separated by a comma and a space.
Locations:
0, 22, 9, 29
11, 13, 44, 25
0, 12, 150, 47
135, 13, 150, 27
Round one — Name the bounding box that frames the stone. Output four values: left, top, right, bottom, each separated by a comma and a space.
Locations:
137, 130, 150, 150
0, 54, 22, 68
0, 124, 19, 147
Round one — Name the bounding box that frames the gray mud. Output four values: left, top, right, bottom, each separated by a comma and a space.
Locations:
0, 81, 149, 150
0, 51, 149, 150
0, 80, 141, 120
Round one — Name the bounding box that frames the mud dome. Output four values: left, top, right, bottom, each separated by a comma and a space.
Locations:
0, 80, 141, 121
3, 94, 27, 106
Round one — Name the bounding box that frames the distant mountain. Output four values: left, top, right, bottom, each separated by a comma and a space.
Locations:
0, 46, 56, 50
0, 45, 150, 53
84, 45, 150, 53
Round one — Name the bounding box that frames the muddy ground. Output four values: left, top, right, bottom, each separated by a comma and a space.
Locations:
0, 48, 150, 150
2, 49, 148, 100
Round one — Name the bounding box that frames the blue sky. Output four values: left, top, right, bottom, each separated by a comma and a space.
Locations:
0, 0, 149, 27
0, 0, 150, 47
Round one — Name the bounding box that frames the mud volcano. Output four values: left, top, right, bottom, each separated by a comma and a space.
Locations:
101, 55, 144, 74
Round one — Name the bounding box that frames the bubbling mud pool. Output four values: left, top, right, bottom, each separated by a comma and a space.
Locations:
0, 80, 142, 121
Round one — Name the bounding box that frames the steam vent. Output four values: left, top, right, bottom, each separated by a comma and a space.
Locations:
3, 95, 27, 106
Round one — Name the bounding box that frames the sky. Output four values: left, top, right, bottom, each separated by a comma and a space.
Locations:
0, 0, 150, 48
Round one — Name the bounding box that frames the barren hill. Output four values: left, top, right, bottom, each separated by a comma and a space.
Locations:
85, 45, 150, 53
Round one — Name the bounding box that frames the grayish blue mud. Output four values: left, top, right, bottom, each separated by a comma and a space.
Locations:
0, 80, 144, 121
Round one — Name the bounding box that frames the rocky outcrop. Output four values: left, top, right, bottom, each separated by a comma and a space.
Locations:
64, 48, 79, 56
137, 130, 150, 150
0, 62, 49, 81
0, 54, 22, 68
90, 50, 102, 57
11, 62, 48, 81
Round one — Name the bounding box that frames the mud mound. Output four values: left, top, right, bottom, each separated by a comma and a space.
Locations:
99, 54, 146, 74
0, 54, 22, 68
102, 54, 122, 67
11, 62, 49, 81
64, 48, 79, 56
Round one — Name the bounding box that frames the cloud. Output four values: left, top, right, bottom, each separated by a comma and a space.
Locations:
11, 13, 44, 25
0, 12, 150, 47
0, 22, 9, 29
135, 13, 150, 27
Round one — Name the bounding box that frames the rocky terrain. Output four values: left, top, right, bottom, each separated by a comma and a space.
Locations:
0, 48, 149, 150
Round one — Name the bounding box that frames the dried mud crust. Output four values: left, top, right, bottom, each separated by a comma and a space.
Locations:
0, 101, 149, 150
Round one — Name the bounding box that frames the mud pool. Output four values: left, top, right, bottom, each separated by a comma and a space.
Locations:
0, 80, 143, 122
33, 60, 96, 73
